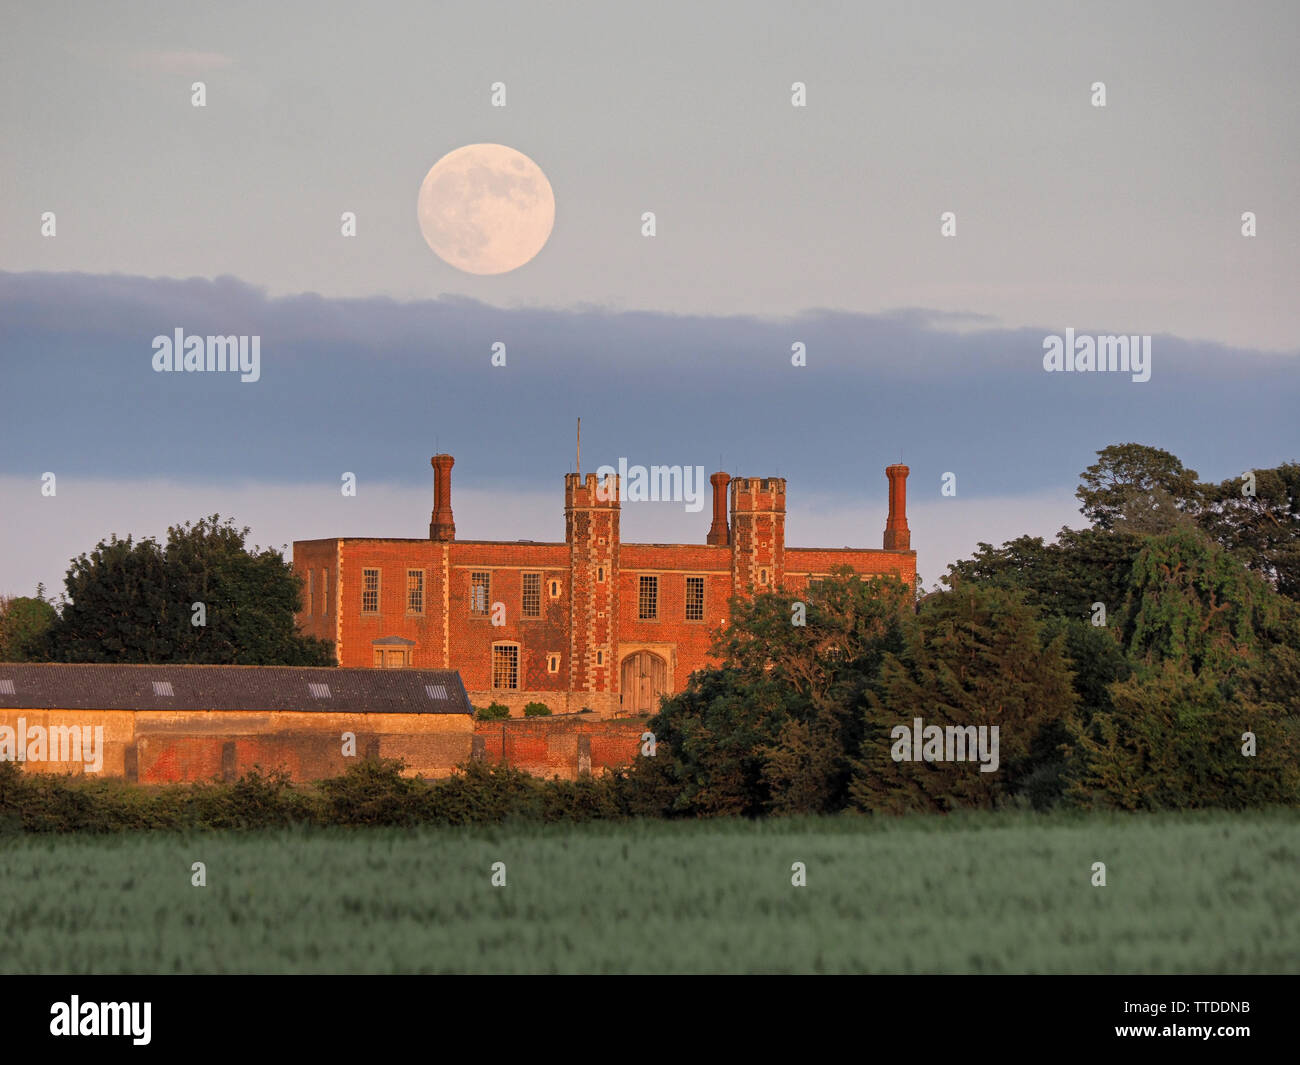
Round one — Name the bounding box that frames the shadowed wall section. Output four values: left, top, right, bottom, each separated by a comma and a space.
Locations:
472, 716, 647, 780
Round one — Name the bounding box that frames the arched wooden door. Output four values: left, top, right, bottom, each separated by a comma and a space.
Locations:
621, 651, 667, 714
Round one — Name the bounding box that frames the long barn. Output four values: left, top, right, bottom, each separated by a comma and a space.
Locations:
0, 663, 473, 782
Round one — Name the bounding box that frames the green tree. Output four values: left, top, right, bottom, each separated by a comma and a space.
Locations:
849, 584, 1078, 813
647, 668, 793, 817
1198, 462, 1300, 601
645, 570, 913, 816
716, 569, 912, 708
943, 528, 1144, 624
1253, 597, 1300, 718
46, 516, 334, 665
1117, 529, 1278, 680
47, 534, 172, 662
1064, 532, 1300, 809
1076, 443, 1204, 532
476, 702, 510, 721
1031, 615, 1131, 806
942, 532, 1139, 789
1063, 663, 1299, 810
0, 587, 57, 661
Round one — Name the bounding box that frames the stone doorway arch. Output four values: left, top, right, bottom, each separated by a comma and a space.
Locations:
620, 650, 667, 714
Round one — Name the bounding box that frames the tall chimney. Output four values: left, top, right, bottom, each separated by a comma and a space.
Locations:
706, 471, 731, 545
430, 454, 455, 541
883, 464, 910, 550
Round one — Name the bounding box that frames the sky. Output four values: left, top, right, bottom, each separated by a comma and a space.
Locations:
1, 0, 1297, 598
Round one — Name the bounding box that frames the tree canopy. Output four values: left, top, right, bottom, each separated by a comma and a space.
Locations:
637, 441, 1299, 816
45, 515, 333, 665
0, 588, 57, 662
1075, 443, 1204, 532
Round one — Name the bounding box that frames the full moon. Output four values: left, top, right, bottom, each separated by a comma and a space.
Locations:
416, 144, 555, 275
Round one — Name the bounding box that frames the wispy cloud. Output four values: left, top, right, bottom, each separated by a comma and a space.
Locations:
1, 269, 1295, 599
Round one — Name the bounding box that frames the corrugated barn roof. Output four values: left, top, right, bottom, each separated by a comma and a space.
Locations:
0, 664, 472, 715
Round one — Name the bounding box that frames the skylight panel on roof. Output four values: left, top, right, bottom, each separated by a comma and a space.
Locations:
308, 682, 331, 699
0, 679, 14, 695
425, 684, 448, 700
152, 681, 175, 697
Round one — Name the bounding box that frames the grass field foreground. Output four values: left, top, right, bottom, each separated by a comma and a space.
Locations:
2, 810, 1298, 973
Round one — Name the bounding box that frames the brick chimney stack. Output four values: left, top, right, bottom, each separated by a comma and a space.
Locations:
883, 464, 910, 551
706, 471, 731, 545
429, 454, 456, 541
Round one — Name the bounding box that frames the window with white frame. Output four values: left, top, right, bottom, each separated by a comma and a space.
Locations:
407, 569, 424, 614
685, 576, 705, 621
522, 572, 541, 618
470, 571, 491, 616
638, 575, 658, 620
492, 643, 520, 689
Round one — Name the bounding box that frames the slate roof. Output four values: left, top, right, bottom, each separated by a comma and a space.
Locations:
0, 664, 471, 715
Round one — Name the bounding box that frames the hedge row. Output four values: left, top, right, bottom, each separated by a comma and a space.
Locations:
0, 758, 676, 833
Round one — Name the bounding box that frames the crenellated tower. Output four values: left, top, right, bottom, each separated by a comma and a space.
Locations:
729, 476, 786, 596
565, 471, 620, 707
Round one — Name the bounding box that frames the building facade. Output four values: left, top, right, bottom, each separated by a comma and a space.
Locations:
0, 663, 474, 782
293, 456, 916, 717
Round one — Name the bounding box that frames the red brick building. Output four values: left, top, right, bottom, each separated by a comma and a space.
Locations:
293, 457, 916, 717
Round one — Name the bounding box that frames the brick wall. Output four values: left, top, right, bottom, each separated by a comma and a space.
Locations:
334, 539, 452, 670
0, 708, 472, 783
784, 547, 918, 589
473, 715, 647, 780
0, 709, 653, 784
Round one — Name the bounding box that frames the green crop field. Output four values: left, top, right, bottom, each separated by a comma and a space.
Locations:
2, 810, 1298, 973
